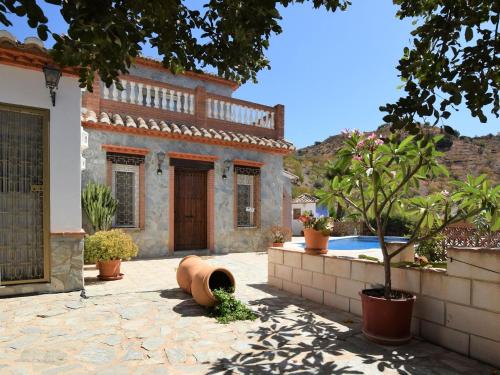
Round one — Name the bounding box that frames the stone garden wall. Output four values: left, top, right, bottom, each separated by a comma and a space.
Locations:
267, 246, 500, 367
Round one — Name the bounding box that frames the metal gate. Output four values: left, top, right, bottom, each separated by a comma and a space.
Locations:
0, 104, 49, 284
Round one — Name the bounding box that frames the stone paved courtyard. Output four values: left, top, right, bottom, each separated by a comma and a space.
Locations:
0, 252, 496, 374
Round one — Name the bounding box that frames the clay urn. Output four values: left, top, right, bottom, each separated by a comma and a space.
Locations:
176, 255, 235, 307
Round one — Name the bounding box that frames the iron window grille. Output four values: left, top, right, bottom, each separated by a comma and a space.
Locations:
234, 166, 260, 228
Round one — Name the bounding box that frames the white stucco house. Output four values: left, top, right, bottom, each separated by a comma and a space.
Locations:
0, 31, 84, 296
291, 193, 319, 235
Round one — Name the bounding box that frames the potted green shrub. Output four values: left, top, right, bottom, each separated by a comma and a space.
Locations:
319, 129, 498, 345
269, 225, 292, 247
297, 211, 333, 254
84, 229, 139, 280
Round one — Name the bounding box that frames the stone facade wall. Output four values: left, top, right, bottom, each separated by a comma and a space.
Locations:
82, 129, 284, 257
267, 246, 500, 368
0, 236, 84, 297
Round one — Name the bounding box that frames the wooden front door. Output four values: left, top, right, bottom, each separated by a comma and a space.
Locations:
174, 168, 207, 250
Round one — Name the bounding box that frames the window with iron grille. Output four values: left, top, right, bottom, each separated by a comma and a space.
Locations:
293, 208, 301, 220
234, 166, 260, 228
107, 153, 144, 228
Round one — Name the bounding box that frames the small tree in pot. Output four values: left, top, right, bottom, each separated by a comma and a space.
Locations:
318, 129, 498, 344
269, 225, 292, 247
82, 182, 118, 233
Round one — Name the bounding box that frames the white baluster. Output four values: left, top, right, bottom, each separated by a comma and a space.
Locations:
189, 94, 195, 114
129, 81, 136, 104
224, 102, 230, 121
161, 88, 167, 109
176, 91, 182, 112
145, 85, 151, 107
111, 83, 119, 101
137, 83, 144, 105
182, 92, 188, 113
154, 87, 160, 108
102, 83, 109, 100
236, 105, 242, 123
219, 101, 225, 119
207, 98, 212, 118
213, 100, 219, 119
120, 80, 127, 102
169, 90, 174, 111
270, 112, 275, 129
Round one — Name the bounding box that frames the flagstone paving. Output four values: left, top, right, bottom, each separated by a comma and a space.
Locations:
0, 252, 496, 374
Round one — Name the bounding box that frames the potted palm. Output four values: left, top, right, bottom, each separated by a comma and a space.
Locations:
319, 129, 498, 345
84, 229, 139, 280
298, 211, 333, 254
269, 225, 292, 247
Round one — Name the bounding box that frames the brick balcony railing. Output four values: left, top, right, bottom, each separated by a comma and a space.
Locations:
82, 75, 284, 140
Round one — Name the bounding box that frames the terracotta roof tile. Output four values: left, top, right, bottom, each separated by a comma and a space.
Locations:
82, 109, 295, 151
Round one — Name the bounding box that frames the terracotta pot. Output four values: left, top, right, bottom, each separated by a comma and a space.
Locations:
98, 259, 123, 281
176, 255, 235, 307
360, 288, 416, 345
303, 228, 329, 254
272, 242, 284, 247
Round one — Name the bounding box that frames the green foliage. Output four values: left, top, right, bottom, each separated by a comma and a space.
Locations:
415, 234, 447, 262
297, 211, 333, 235
382, 1, 499, 131
358, 254, 380, 262
269, 225, 291, 243
84, 229, 138, 263
82, 182, 118, 233
211, 288, 257, 324
318, 130, 499, 297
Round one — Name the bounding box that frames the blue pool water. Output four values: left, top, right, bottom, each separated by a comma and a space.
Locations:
298, 236, 408, 251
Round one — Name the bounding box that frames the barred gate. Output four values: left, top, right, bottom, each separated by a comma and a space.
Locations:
0, 105, 49, 284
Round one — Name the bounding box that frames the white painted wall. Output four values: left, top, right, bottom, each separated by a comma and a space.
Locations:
0, 65, 82, 231
291, 202, 317, 235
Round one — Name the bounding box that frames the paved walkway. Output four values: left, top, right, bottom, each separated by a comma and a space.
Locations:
0, 252, 495, 374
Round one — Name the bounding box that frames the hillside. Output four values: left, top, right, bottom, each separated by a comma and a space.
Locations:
285, 129, 500, 197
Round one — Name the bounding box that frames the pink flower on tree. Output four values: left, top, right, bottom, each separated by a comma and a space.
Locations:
375, 139, 384, 146
368, 132, 377, 140
356, 140, 365, 148
353, 155, 363, 161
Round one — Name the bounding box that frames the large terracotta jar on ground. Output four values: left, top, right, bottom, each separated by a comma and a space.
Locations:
176, 255, 235, 307
360, 288, 416, 345
303, 228, 329, 254
98, 259, 123, 280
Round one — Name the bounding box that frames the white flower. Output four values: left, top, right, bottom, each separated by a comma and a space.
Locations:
390, 171, 397, 178
441, 190, 450, 197
366, 168, 373, 176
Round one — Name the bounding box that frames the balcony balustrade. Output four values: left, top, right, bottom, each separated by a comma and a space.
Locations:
82, 75, 284, 139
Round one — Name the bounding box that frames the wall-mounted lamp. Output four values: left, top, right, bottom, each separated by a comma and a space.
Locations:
156, 151, 166, 175
43, 65, 62, 107
222, 159, 231, 180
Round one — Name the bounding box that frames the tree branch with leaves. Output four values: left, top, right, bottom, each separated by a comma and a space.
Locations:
318, 129, 499, 299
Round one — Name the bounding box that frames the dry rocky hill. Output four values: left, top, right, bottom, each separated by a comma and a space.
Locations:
285, 128, 500, 197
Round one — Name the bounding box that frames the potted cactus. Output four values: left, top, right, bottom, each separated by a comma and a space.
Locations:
81, 182, 118, 233
84, 230, 138, 280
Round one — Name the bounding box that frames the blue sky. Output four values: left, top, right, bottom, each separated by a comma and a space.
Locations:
6, 2, 499, 148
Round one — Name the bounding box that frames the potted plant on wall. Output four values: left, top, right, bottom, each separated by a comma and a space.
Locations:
298, 211, 333, 254
318, 129, 498, 345
269, 225, 292, 247
84, 229, 138, 280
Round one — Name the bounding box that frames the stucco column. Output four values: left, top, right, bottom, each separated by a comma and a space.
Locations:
274, 104, 285, 139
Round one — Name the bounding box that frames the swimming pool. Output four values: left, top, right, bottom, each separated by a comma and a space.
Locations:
297, 236, 408, 251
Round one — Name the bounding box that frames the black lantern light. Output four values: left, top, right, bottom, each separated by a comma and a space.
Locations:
157, 152, 166, 175
222, 159, 231, 180
43, 65, 62, 106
